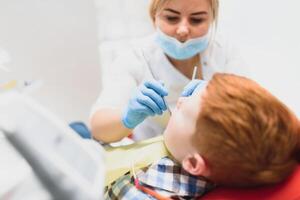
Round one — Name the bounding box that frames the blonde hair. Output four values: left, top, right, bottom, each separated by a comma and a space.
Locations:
149, 0, 219, 24
193, 73, 300, 187
149, 0, 219, 74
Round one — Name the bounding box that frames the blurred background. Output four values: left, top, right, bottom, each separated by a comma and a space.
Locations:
0, 0, 299, 124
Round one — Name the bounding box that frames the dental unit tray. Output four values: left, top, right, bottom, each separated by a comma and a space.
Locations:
0, 91, 104, 200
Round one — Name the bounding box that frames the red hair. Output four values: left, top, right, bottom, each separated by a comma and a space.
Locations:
193, 73, 300, 187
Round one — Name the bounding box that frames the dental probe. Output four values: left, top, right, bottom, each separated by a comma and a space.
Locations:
192, 66, 198, 80
141, 51, 172, 116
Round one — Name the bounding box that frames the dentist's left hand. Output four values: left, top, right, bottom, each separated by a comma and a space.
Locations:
181, 79, 208, 97
122, 80, 168, 129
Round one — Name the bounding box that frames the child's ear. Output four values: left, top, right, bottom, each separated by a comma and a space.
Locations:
182, 153, 210, 176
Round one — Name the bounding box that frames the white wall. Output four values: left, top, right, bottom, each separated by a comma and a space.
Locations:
0, 0, 100, 123
219, 0, 300, 116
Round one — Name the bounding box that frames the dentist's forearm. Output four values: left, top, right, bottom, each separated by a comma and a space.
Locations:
90, 108, 132, 143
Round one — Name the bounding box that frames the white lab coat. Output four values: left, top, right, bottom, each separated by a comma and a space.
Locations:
91, 33, 249, 141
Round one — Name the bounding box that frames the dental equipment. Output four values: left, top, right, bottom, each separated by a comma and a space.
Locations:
192, 66, 198, 80
0, 91, 105, 200
141, 51, 172, 116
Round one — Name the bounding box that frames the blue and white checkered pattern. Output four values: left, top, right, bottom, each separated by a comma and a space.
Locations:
105, 157, 214, 199
137, 157, 214, 198
104, 173, 156, 200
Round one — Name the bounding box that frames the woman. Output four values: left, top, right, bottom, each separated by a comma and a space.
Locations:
90, 0, 249, 143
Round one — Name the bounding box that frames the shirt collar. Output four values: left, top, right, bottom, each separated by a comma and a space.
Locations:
137, 157, 215, 198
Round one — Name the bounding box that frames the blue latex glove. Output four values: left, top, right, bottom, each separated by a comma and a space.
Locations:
181, 79, 208, 97
122, 80, 168, 129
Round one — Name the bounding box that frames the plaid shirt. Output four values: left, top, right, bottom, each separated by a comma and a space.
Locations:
105, 157, 215, 200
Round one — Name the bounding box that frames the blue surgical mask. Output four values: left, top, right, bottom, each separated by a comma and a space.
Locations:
155, 28, 210, 60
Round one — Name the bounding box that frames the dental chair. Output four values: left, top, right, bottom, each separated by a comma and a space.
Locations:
201, 165, 300, 200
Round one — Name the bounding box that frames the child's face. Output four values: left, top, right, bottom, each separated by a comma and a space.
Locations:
164, 85, 206, 162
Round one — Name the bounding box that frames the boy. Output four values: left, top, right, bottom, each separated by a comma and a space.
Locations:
105, 73, 300, 199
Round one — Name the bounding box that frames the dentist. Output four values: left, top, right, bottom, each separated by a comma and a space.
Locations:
90, 0, 249, 143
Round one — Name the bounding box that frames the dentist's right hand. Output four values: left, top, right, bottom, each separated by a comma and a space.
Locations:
122, 80, 168, 129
